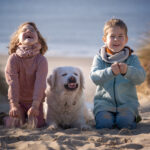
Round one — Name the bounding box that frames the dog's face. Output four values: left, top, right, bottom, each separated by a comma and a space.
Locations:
47, 66, 84, 92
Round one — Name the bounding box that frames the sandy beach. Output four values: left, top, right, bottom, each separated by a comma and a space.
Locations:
1, 56, 150, 150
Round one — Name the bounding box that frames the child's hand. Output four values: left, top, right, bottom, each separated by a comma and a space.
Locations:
111, 62, 120, 76
27, 106, 39, 117
118, 63, 128, 75
9, 106, 20, 117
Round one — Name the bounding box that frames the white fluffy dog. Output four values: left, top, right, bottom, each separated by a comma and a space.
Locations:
44, 66, 93, 130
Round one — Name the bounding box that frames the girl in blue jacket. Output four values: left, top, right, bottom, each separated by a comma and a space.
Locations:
90, 18, 146, 129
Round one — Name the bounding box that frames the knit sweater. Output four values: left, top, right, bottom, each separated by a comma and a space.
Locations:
5, 53, 48, 108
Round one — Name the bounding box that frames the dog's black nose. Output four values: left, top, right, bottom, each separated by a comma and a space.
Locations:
68, 76, 76, 83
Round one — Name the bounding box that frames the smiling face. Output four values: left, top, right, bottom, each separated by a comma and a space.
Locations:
18, 24, 38, 46
103, 26, 128, 53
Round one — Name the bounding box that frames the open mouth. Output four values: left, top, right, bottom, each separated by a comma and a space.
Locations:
26, 36, 32, 39
24, 33, 33, 39
64, 83, 78, 91
27, 36, 32, 38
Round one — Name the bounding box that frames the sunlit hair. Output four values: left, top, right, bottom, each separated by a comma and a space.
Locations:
103, 18, 128, 38
8, 22, 48, 55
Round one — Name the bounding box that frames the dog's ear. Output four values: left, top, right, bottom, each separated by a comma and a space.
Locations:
47, 69, 57, 90
79, 68, 84, 89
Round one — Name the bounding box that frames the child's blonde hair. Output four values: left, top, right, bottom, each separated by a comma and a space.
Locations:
9, 22, 48, 55
103, 18, 128, 38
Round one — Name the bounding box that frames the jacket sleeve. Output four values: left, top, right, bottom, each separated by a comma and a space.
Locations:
124, 55, 146, 85
32, 56, 48, 108
90, 54, 114, 85
5, 54, 20, 107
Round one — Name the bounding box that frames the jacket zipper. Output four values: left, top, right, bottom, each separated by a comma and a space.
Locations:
113, 77, 118, 112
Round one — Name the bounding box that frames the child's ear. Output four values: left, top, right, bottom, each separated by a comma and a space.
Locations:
102, 36, 106, 43
125, 36, 128, 44
17, 42, 21, 46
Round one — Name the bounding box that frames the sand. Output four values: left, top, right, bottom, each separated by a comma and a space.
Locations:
1, 56, 150, 150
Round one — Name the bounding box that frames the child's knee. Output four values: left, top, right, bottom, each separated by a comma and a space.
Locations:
116, 111, 136, 129
37, 117, 45, 128
36, 109, 45, 128
4, 116, 23, 128
95, 111, 114, 129
116, 119, 136, 129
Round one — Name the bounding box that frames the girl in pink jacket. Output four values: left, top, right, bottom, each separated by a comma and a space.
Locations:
5, 22, 48, 128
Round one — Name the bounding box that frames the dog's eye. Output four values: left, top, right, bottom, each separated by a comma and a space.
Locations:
74, 73, 78, 76
62, 73, 67, 76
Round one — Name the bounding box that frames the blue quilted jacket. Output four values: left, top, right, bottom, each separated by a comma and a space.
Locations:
90, 54, 146, 119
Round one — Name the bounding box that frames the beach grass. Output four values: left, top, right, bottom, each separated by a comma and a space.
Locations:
136, 32, 150, 95
0, 55, 8, 102
0, 69, 8, 97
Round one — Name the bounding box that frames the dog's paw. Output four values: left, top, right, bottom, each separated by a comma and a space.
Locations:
86, 119, 96, 127
47, 123, 58, 130
80, 124, 91, 131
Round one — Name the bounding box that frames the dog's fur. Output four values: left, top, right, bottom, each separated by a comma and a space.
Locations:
44, 66, 93, 130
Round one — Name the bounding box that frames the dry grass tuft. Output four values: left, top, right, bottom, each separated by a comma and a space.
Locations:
136, 32, 150, 96
0, 68, 8, 97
